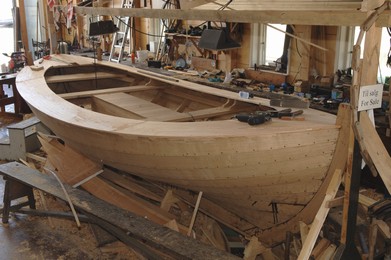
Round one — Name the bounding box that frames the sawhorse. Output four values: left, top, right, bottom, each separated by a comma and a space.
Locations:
2, 176, 36, 224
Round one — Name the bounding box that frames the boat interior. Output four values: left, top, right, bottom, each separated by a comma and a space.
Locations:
44, 64, 268, 122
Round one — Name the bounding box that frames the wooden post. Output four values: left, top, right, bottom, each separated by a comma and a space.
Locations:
284, 231, 292, 260
297, 169, 342, 260
368, 222, 378, 260
18, 0, 33, 65
74, 0, 84, 49
39, 0, 48, 42
338, 139, 362, 259
339, 1, 385, 258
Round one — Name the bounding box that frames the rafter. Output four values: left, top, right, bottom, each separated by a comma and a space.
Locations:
74, 7, 391, 27
192, 0, 363, 11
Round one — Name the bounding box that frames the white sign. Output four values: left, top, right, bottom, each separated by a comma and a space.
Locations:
358, 84, 383, 111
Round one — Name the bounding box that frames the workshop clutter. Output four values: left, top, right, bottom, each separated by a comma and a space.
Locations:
6, 52, 26, 73
235, 108, 304, 125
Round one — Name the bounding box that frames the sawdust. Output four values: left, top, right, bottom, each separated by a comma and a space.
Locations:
0, 167, 141, 260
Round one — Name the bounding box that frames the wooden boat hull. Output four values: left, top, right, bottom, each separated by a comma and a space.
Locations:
16, 55, 348, 245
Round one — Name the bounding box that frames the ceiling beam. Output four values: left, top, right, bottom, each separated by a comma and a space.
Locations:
75, 7, 391, 27
193, 1, 363, 11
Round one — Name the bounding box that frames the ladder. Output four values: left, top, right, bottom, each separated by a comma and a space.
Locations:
109, 0, 133, 63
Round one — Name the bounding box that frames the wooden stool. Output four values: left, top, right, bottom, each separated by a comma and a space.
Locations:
2, 177, 35, 224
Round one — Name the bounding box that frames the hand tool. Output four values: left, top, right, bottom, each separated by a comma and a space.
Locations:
235, 112, 271, 125
267, 108, 292, 118
279, 110, 305, 121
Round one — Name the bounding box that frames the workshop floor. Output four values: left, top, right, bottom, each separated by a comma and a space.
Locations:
0, 177, 140, 259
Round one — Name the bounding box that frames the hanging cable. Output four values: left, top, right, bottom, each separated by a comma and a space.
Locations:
387, 27, 391, 67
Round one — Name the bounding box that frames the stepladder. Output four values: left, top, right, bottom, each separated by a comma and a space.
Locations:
109, 0, 133, 63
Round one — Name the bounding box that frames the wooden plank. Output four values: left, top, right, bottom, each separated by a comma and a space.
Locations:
160, 190, 180, 211
368, 218, 391, 260
25, 152, 47, 163
92, 92, 238, 122
361, 0, 386, 11
195, 0, 363, 11
374, 218, 391, 239
191, 57, 217, 71
243, 236, 271, 260
46, 72, 127, 83
7, 116, 40, 130
92, 92, 183, 120
359, 8, 382, 87
173, 189, 255, 236
100, 169, 162, 202
347, 10, 386, 253
299, 221, 309, 244
325, 196, 344, 208
18, 0, 33, 65
74, 7, 391, 27
162, 88, 224, 107
0, 162, 239, 260
187, 191, 203, 236
59, 85, 162, 100
297, 169, 342, 260
167, 106, 239, 122
358, 193, 377, 212
359, 111, 391, 193
38, 134, 101, 186
318, 243, 337, 260
311, 238, 330, 259
38, 134, 188, 233
244, 69, 286, 85
368, 222, 378, 260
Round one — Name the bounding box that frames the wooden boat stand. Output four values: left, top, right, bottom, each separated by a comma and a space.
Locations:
298, 3, 391, 259
339, 2, 391, 259
0, 161, 239, 260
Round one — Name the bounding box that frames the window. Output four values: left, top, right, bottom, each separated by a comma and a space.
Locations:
250, 23, 287, 71
0, 0, 14, 72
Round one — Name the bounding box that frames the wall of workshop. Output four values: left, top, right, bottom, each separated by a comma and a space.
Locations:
112, 0, 149, 53
235, 23, 251, 69
167, 20, 245, 71
286, 25, 337, 87
309, 26, 337, 83
287, 25, 311, 84
75, 2, 339, 82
